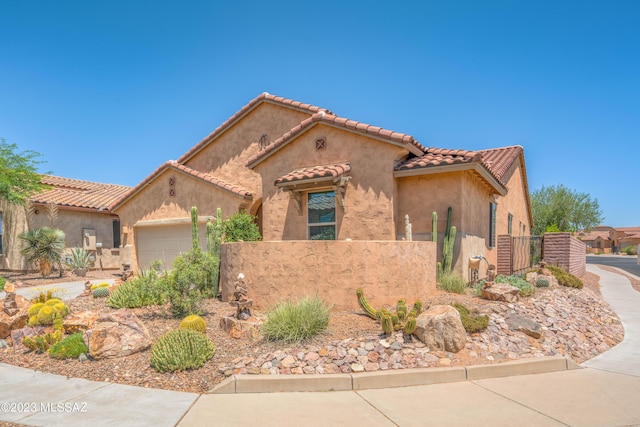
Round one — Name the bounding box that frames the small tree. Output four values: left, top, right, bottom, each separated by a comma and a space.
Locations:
0, 139, 48, 205
531, 184, 604, 235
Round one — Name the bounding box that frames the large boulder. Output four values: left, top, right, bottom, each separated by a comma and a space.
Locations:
83, 309, 151, 360
414, 305, 467, 353
0, 294, 30, 339
480, 282, 520, 302
63, 311, 100, 334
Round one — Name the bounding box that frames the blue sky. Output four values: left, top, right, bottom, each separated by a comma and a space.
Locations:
1, 1, 638, 227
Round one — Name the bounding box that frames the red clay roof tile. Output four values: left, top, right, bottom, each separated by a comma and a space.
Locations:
31, 176, 132, 212
275, 163, 351, 186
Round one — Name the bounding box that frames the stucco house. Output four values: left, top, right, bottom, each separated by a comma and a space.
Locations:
0, 175, 131, 271
578, 225, 640, 253
112, 93, 532, 281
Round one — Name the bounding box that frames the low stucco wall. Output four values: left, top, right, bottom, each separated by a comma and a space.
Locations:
220, 240, 437, 311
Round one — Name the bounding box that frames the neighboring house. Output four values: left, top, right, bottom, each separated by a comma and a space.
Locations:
112, 93, 533, 277
0, 175, 131, 271
578, 225, 640, 253
577, 226, 614, 253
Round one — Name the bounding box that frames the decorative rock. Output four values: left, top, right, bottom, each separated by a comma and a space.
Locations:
0, 294, 30, 339
83, 309, 152, 360
481, 283, 520, 302
63, 311, 100, 334
219, 316, 263, 340
11, 326, 45, 349
414, 305, 467, 353
506, 314, 543, 339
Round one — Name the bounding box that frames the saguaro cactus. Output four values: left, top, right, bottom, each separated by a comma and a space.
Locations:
431, 211, 438, 242
436, 207, 457, 277
206, 208, 223, 298
191, 206, 199, 250
405, 214, 412, 241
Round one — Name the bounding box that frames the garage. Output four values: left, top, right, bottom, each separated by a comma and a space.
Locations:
135, 222, 207, 269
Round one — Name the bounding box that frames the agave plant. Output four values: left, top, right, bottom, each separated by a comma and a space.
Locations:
19, 227, 66, 276
65, 247, 92, 275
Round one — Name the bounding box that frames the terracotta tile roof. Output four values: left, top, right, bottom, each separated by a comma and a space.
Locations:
578, 229, 611, 241
275, 163, 351, 186
177, 93, 332, 164
395, 146, 524, 189
477, 145, 524, 182
112, 161, 252, 211
31, 176, 132, 212
247, 112, 426, 168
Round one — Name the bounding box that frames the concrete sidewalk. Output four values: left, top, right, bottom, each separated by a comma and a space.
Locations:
1, 267, 640, 426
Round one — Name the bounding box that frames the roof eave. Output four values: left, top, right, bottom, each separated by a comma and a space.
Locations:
394, 163, 507, 196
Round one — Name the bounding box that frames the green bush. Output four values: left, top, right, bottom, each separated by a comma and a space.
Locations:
437, 273, 467, 294
167, 248, 217, 317
495, 274, 535, 297
150, 329, 216, 373
0, 276, 5, 291
49, 333, 88, 359
546, 265, 583, 289
262, 297, 331, 343
223, 211, 262, 242
621, 246, 638, 255
452, 303, 489, 333
107, 271, 169, 309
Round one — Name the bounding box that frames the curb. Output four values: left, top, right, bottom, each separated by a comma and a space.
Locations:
209, 355, 581, 394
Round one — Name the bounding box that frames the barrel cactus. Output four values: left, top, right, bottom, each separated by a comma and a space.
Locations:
150, 329, 216, 373
28, 302, 45, 318
90, 282, 110, 291
37, 306, 58, 325
179, 315, 207, 334
535, 278, 550, 288
44, 298, 63, 306
93, 287, 110, 298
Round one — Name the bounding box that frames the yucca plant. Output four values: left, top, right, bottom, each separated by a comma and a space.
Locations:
19, 227, 66, 276
65, 247, 92, 272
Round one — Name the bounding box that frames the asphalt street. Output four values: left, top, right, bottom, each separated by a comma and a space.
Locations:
587, 254, 640, 277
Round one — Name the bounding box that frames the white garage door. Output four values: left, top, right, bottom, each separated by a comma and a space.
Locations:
135, 224, 206, 269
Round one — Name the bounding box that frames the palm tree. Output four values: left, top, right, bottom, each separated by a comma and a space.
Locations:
19, 227, 66, 276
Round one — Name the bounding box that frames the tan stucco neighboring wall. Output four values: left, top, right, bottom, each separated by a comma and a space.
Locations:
495, 161, 531, 237
253, 124, 407, 241
30, 209, 118, 249
0, 201, 29, 271
115, 168, 248, 270
220, 240, 437, 311
184, 103, 313, 200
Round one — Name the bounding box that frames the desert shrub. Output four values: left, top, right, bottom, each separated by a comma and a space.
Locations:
167, 248, 217, 317
22, 331, 62, 353
437, 273, 467, 294
48, 333, 88, 359
495, 274, 535, 297
150, 329, 216, 373
535, 278, 550, 288
452, 303, 489, 333
546, 265, 583, 289
262, 297, 330, 343
107, 271, 169, 309
0, 276, 5, 291
621, 246, 638, 255
223, 211, 262, 242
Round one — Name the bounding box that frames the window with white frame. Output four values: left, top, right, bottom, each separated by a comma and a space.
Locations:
308, 191, 336, 240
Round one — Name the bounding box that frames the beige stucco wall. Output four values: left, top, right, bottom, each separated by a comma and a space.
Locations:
220, 240, 437, 311
253, 124, 407, 241
0, 201, 29, 271
396, 160, 531, 277
115, 168, 249, 270
30, 209, 119, 249
184, 103, 313, 202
